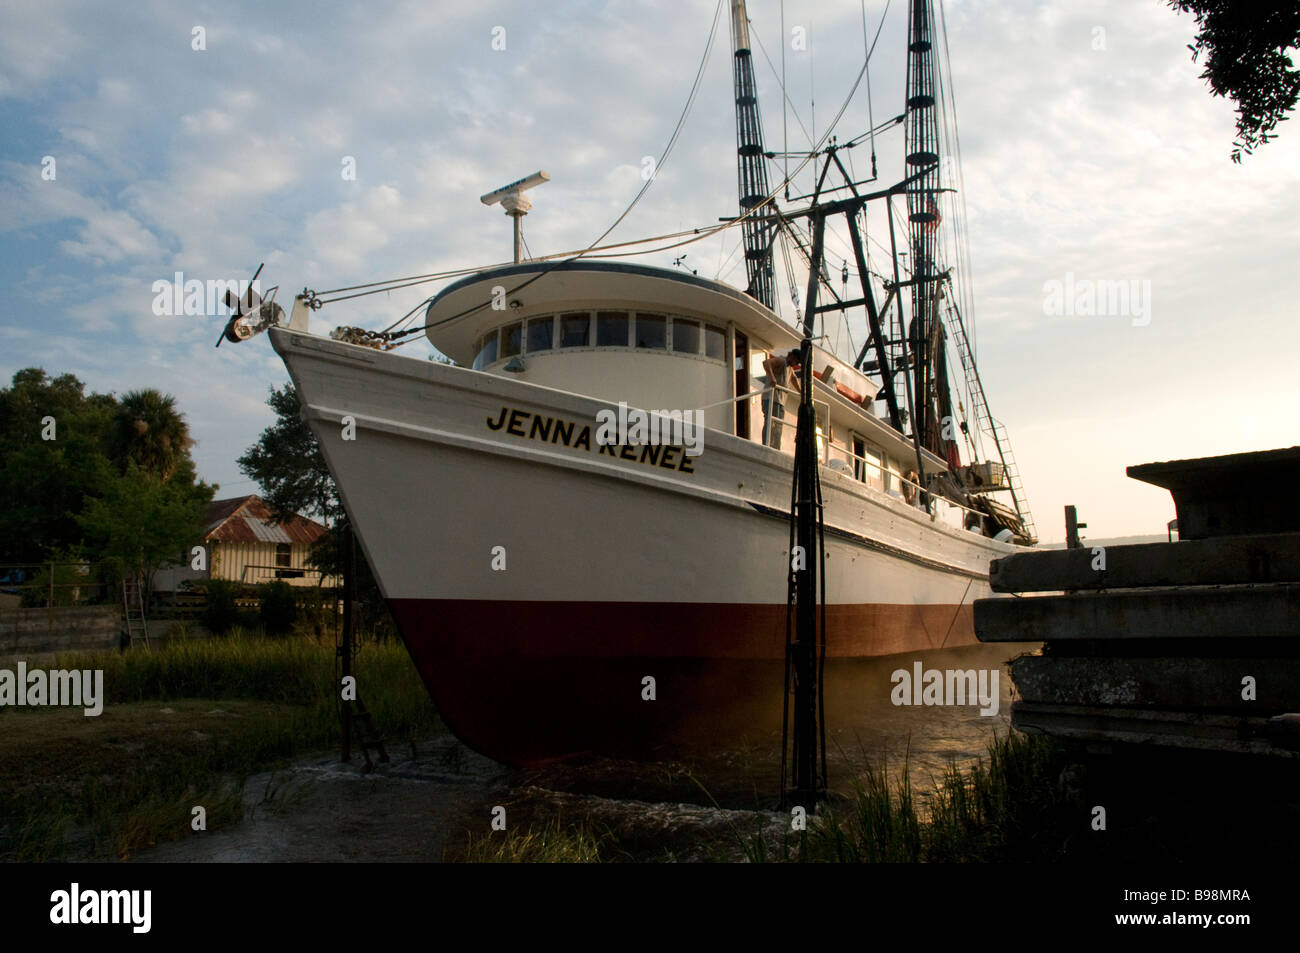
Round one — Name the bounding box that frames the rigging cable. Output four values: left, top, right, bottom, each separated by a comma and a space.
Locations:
382, 0, 726, 337
320, 0, 727, 329
751, 21, 815, 151
338, 0, 893, 349
939, 0, 977, 369
861, 0, 878, 178
402, 9, 883, 344
781, 0, 789, 200
934, 0, 983, 460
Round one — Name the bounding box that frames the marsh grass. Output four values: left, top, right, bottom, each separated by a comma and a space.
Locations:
0, 633, 440, 861
804, 731, 1070, 863
438, 732, 1068, 863
806, 754, 925, 862
455, 817, 608, 863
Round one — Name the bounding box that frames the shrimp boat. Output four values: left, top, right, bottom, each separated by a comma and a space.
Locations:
234, 0, 1036, 765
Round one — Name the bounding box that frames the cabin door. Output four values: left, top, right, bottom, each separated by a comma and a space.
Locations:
734, 330, 750, 439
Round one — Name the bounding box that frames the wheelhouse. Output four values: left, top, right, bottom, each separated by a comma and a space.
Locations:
424, 259, 948, 499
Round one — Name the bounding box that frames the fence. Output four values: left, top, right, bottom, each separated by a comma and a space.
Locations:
0, 562, 114, 609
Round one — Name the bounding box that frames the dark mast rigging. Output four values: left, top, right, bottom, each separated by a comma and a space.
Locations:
724, 0, 1038, 803
730, 0, 778, 310
728, 0, 825, 806
904, 0, 959, 469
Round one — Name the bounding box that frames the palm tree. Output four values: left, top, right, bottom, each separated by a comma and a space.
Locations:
111, 389, 194, 481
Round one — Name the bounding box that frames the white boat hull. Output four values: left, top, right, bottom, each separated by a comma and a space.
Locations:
271, 327, 1017, 763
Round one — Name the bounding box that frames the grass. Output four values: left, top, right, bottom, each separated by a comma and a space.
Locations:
801, 731, 1071, 863
453, 817, 608, 863
1, 630, 1078, 863
0, 630, 441, 861
436, 734, 1071, 863
804, 754, 925, 862
922, 730, 1073, 861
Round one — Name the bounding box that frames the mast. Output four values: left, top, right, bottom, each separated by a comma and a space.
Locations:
730, 0, 777, 310
900, 0, 1035, 537
903, 0, 956, 465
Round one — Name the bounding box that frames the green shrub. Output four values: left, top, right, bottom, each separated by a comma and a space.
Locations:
259, 580, 298, 636
201, 579, 241, 634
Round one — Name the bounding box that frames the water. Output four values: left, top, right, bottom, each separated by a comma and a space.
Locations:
517, 640, 1037, 810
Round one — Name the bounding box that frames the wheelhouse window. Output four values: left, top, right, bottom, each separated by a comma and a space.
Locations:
500, 322, 523, 358
526, 316, 554, 352
671, 318, 700, 354
476, 312, 728, 363
473, 332, 498, 370
704, 324, 726, 360
597, 311, 629, 347
560, 312, 591, 347
635, 313, 667, 349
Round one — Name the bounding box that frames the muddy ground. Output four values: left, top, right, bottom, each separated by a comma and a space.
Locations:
128, 735, 800, 862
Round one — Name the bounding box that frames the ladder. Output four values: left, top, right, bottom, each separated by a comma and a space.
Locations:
943, 295, 1037, 542
122, 576, 150, 647
345, 692, 390, 772
989, 418, 1036, 542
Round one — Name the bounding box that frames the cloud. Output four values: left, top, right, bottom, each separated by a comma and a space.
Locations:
0, 0, 1297, 537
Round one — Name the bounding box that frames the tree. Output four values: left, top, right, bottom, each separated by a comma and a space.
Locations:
235, 383, 339, 525
0, 368, 214, 608
1169, 1, 1300, 162
0, 369, 117, 563
111, 389, 194, 481
238, 383, 392, 636
77, 461, 212, 611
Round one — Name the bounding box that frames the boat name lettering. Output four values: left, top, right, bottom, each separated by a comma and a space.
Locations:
486, 406, 695, 474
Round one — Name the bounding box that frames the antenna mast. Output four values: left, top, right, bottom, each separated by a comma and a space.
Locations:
480, 170, 551, 263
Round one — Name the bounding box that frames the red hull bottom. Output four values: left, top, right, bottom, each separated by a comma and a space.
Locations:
389, 598, 978, 766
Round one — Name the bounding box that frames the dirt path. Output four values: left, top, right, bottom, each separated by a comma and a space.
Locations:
130, 737, 509, 863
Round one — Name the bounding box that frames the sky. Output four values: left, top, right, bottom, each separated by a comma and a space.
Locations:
2, 0, 1297, 543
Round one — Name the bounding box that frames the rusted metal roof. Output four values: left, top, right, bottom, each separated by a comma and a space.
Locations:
205, 495, 329, 545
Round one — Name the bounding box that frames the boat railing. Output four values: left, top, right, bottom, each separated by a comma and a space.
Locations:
759, 382, 991, 536
824, 441, 993, 536
761, 383, 828, 457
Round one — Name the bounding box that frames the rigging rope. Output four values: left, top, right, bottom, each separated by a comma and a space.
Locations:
316, 0, 726, 316
322, 0, 895, 352
395, 13, 882, 346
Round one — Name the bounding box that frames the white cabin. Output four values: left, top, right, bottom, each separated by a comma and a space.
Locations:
424, 260, 948, 504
